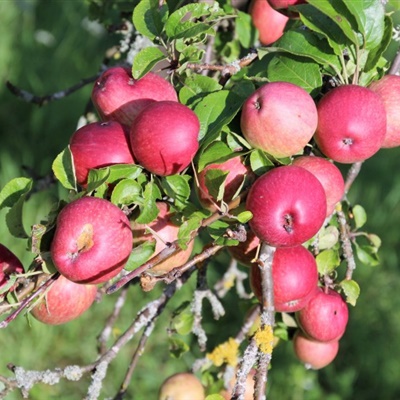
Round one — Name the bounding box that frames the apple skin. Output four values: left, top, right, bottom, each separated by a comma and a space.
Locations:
296, 287, 349, 342
249, 0, 289, 46
268, 0, 306, 9
51, 197, 133, 284
70, 121, 135, 187
220, 368, 256, 400
246, 165, 327, 247
131, 202, 194, 276
158, 372, 205, 400
292, 155, 345, 216
91, 66, 178, 128
240, 82, 318, 158
130, 101, 200, 176
228, 228, 260, 267
0, 243, 24, 291
369, 75, 400, 148
314, 84, 387, 163
31, 275, 97, 325
250, 245, 319, 313
293, 330, 339, 370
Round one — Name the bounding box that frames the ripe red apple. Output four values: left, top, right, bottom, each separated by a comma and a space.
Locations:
91, 66, 178, 128
131, 202, 194, 276
70, 121, 135, 187
293, 330, 339, 370
249, 0, 289, 46
296, 287, 349, 342
240, 82, 318, 158
228, 228, 260, 267
51, 197, 133, 284
196, 156, 254, 211
246, 165, 327, 247
250, 245, 319, 312
292, 155, 345, 216
0, 244, 24, 292
130, 101, 200, 176
369, 74, 400, 148
314, 84, 387, 163
158, 372, 205, 400
268, 0, 306, 9
31, 275, 97, 325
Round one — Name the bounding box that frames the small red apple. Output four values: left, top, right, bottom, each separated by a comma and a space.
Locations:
314, 84, 387, 163
268, 0, 306, 10
130, 101, 200, 176
0, 244, 24, 292
246, 165, 327, 247
369, 74, 400, 148
158, 372, 205, 400
293, 330, 339, 370
91, 66, 178, 128
240, 82, 318, 158
250, 245, 319, 312
296, 287, 349, 342
249, 0, 289, 46
51, 197, 133, 284
292, 155, 345, 216
131, 202, 194, 276
31, 274, 97, 325
70, 121, 135, 187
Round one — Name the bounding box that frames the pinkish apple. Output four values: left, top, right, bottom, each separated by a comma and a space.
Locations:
0, 243, 24, 292
158, 372, 205, 400
268, 0, 306, 9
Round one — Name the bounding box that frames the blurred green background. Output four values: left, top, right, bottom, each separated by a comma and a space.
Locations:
1, 0, 400, 399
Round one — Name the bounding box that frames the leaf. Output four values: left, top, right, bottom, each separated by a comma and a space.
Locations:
169, 337, 190, 358
340, 279, 360, 306
316, 249, 341, 275
110, 179, 142, 206
171, 302, 194, 335
52, 146, 76, 191
179, 74, 222, 106
86, 168, 110, 193
352, 204, 367, 229
237, 211, 253, 224
204, 169, 229, 203
107, 164, 143, 184
135, 182, 162, 224
318, 225, 339, 250
249, 149, 274, 176
0, 177, 32, 209
235, 10, 257, 49
132, 0, 168, 40
178, 215, 202, 250
367, 233, 381, 248
132, 47, 166, 80
161, 175, 191, 210
197, 141, 235, 172
124, 240, 156, 271
205, 395, 226, 400
354, 242, 379, 266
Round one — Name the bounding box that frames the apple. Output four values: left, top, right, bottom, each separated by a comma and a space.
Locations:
0, 243, 24, 292
246, 165, 327, 247
69, 120, 135, 187
228, 228, 260, 267
240, 82, 318, 158
314, 84, 387, 163
369, 74, 400, 148
250, 245, 319, 312
131, 202, 194, 276
51, 197, 133, 284
31, 274, 97, 325
249, 0, 289, 46
130, 101, 200, 176
268, 0, 306, 10
196, 156, 254, 212
292, 155, 345, 216
91, 66, 178, 128
158, 372, 205, 400
293, 330, 339, 370
296, 287, 349, 342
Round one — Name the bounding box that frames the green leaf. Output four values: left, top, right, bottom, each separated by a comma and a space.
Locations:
169, 337, 190, 358
110, 179, 142, 206
132, 0, 168, 40
340, 279, 360, 306
235, 10, 257, 49
132, 47, 166, 80
52, 146, 76, 191
352, 204, 367, 229
178, 215, 202, 250
107, 164, 143, 183
204, 169, 229, 203
237, 211, 253, 224
205, 395, 226, 400
161, 175, 191, 210
0, 177, 32, 209
135, 182, 162, 224
354, 242, 379, 266
249, 149, 274, 176
197, 141, 235, 172
367, 233, 381, 248
171, 302, 194, 335
124, 240, 156, 271
316, 249, 341, 275
318, 226, 339, 250
179, 74, 222, 106
86, 168, 110, 193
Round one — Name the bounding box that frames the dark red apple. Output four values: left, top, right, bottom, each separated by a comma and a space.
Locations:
131, 202, 194, 276
314, 85, 387, 163
250, 245, 319, 312
296, 287, 349, 342
369, 74, 400, 148
0, 243, 24, 292
158, 372, 205, 400
292, 155, 345, 216
51, 197, 133, 284
31, 274, 97, 325
130, 101, 200, 176
91, 66, 178, 128
240, 82, 318, 158
249, 0, 289, 46
70, 121, 135, 187
246, 165, 327, 247
268, 0, 306, 9
293, 330, 339, 369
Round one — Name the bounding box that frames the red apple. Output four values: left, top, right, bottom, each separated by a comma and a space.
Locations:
240, 82, 318, 158
31, 274, 97, 325
130, 101, 200, 176
249, 0, 289, 46
293, 330, 339, 369
158, 372, 205, 400
228, 228, 260, 267
91, 66, 178, 128
369, 74, 400, 148
70, 121, 135, 187
296, 287, 349, 342
250, 245, 319, 312
0, 244, 24, 292
314, 85, 387, 163
51, 197, 133, 284
131, 202, 194, 276
268, 0, 306, 9
246, 165, 327, 247
292, 155, 345, 216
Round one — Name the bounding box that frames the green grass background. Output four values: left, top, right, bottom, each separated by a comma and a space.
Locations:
1, 1, 400, 399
